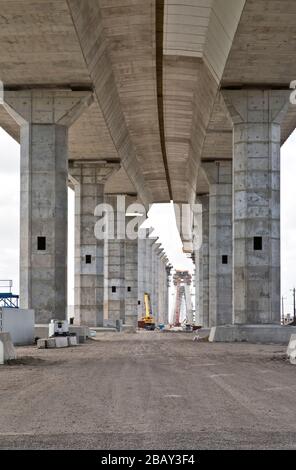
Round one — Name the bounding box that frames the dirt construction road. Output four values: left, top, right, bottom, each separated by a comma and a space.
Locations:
0, 331, 296, 450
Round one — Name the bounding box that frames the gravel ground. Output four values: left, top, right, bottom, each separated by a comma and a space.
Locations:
0, 330, 296, 450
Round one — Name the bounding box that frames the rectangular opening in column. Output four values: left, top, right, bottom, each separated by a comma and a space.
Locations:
112, 286, 116, 293
127, 286, 131, 292
85, 255, 92, 264
37, 236, 46, 251
222, 255, 228, 264
254, 237, 263, 251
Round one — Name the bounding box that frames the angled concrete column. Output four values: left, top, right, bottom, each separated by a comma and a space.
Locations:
196, 195, 209, 327
104, 194, 126, 326
223, 90, 289, 324
70, 164, 118, 327
203, 161, 233, 326
2, 90, 93, 323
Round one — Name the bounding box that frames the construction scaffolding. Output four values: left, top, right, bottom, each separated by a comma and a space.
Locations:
0, 280, 19, 308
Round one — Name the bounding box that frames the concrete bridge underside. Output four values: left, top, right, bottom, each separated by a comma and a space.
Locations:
1, 0, 296, 338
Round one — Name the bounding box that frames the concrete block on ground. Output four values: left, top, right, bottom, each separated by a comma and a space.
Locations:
0, 332, 16, 362
37, 338, 47, 349
287, 334, 296, 361
67, 336, 78, 346
209, 325, 296, 344
0, 308, 34, 345
92, 327, 117, 333
47, 338, 57, 349
69, 325, 88, 343
55, 337, 69, 348
122, 324, 137, 333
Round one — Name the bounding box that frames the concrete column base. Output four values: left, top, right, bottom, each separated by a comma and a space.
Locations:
209, 324, 296, 344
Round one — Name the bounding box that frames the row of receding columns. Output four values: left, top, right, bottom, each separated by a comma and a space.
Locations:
195, 89, 289, 328
1, 89, 171, 327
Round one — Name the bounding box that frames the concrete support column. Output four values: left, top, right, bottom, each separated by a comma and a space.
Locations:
158, 252, 166, 324
196, 195, 210, 327
2, 90, 93, 323
125, 221, 138, 327
70, 164, 118, 327
137, 228, 147, 319
164, 265, 172, 325
223, 89, 289, 324
104, 194, 126, 326
203, 161, 233, 326
152, 242, 161, 322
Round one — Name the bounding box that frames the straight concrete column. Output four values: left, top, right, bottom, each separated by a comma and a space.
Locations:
203, 161, 233, 326
144, 237, 155, 301
125, 219, 138, 327
196, 195, 210, 327
223, 90, 289, 325
152, 243, 161, 322
137, 228, 147, 319
164, 263, 171, 325
70, 164, 118, 327
2, 90, 93, 323
104, 194, 126, 326
158, 253, 166, 324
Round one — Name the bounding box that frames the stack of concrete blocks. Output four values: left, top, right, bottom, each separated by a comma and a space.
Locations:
35, 324, 89, 344
37, 336, 78, 349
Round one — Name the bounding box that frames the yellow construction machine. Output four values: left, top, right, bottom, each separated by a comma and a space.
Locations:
138, 293, 156, 330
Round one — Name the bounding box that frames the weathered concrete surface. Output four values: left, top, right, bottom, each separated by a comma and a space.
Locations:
0, 332, 16, 362
0, 333, 296, 449
209, 325, 296, 344
203, 161, 232, 327
196, 195, 209, 327
0, 308, 34, 346
124, 224, 138, 328
103, 195, 126, 326
70, 164, 118, 327
286, 334, 296, 358
2, 90, 93, 323
223, 90, 290, 325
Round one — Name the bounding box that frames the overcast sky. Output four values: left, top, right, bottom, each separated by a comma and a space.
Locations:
0, 127, 295, 314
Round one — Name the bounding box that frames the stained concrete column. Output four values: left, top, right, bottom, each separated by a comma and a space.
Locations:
158, 252, 166, 324
104, 194, 126, 326
2, 90, 93, 323
203, 161, 233, 326
125, 218, 138, 327
152, 242, 161, 322
223, 89, 289, 324
137, 228, 147, 319
196, 195, 210, 327
164, 263, 171, 325
70, 164, 118, 327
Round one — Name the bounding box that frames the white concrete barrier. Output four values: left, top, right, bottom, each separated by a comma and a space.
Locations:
287, 334, 296, 365
0, 332, 16, 362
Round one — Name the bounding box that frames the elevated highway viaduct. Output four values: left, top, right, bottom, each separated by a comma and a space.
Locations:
1, 0, 296, 340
